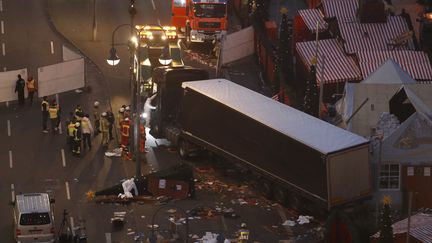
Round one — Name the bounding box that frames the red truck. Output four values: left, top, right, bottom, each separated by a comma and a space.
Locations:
171, 0, 228, 44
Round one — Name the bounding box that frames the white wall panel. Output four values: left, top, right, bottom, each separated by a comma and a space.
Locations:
0, 69, 27, 102
221, 26, 254, 65
38, 58, 84, 97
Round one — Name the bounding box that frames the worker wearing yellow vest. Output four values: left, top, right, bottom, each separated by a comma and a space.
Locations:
26, 76, 37, 105
48, 101, 59, 133
100, 112, 110, 148
41, 96, 50, 133
72, 122, 82, 156
237, 223, 250, 243
67, 119, 76, 152
75, 104, 84, 121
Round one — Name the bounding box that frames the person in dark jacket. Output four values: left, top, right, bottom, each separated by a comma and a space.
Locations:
15, 74, 25, 105
41, 96, 50, 133
106, 111, 115, 140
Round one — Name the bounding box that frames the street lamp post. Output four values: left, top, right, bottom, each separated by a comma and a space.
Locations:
107, 24, 173, 179
107, 24, 145, 178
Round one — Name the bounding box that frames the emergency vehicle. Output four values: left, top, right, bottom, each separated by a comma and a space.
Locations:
171, 0, 228, 43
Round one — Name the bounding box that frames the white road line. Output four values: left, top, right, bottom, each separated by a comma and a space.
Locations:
0, 1, 3, 12
105, 232, 112, 243
65, 181, 71, 200
1, 20, 4, 34
7, 119, 10, 136
50, 41, 54, 54
2, 42, 5, 56
70, 217, 75, 237
150, 0, 156, 10
9, 150, 12, 168
157, 19, 161, 26
6, 101, 9, 107
61, 149, 66, 167
11, 184, 15, 202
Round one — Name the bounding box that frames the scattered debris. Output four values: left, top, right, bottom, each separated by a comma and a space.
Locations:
111, 212, 126, 230
105, 147, 122, 157
297, 215, 313, 225
118, 178, 138, 199
282, 220, 296, 227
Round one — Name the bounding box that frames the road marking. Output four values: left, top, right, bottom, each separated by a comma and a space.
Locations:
0, 1, 3, 12
105, 233, 112, 243
157, 19, 161, 26
65, 181, 71, 200
50, 41, 54, 54
6, 101, 9, 107
9, 150, 13, 168
61, 149, 66, 167
7, 119, 10, 136
70, 217, 75, 237
11, 184, 15, 202
2, 42, 5, 56
1, 20, 4, 34
150, 0, 156, 10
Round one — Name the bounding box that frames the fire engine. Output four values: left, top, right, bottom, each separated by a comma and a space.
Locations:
171, 0, 228, 44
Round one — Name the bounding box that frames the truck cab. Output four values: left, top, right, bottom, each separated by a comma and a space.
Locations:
148, 66, 209, 139
171, 0, 228, 43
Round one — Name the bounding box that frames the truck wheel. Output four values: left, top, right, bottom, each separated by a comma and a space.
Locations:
258, 179, 273, 199
274, 186, 289, 206
178, 139, 189, 159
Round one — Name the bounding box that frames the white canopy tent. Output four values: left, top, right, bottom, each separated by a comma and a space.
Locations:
336, 59, 432, 137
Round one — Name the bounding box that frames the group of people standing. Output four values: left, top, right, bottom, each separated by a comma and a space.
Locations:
15, 74, 37, 105
64, 102, 115, 156
41, 96, 61, 133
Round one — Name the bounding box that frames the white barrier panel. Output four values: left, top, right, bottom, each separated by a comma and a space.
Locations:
221, 26, 254, 65
62, 45, 82, 61
0, 69, 28, 102
38, 58, 84, 97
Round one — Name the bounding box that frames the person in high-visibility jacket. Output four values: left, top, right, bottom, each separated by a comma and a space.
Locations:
237, 223, 250, 243
120, 117, 131, 147
100, 112, 110, 148
67, 118, 76, 152
74, 104, 84, 121
72, 122, 82, 156
48, 101, 59, 133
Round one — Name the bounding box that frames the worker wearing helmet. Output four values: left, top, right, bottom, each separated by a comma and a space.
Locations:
67, 118, 77, 152
100, 112, 110, 148
117, 107, 125, 128
93, 101, 101, 136
72, 122, 82, 156
237, 223, 249, 243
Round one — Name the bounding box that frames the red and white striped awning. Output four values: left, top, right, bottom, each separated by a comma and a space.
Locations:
298, 9, 328, 33
410, 224, 432, 243
322, 0, 358, 21
296, 39, 362, 84
339, 16, 414, 54
357, 50, 432, 81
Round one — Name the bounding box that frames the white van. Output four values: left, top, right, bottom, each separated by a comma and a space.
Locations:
13, 193, 55, 243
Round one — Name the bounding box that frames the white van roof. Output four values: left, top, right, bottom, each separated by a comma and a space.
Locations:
16, 193, 51, 213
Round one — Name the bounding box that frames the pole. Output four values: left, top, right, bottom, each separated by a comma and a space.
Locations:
406, 191, 413, 243
92, 0, 97, 41
318, 56, 325, 118
134, 37, 142, 178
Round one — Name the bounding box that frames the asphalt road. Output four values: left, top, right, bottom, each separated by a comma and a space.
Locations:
0, 0, 298, 242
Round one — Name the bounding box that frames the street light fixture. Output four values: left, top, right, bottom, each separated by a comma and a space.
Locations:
107, 47, 120, 66
158, 44, 172, 66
